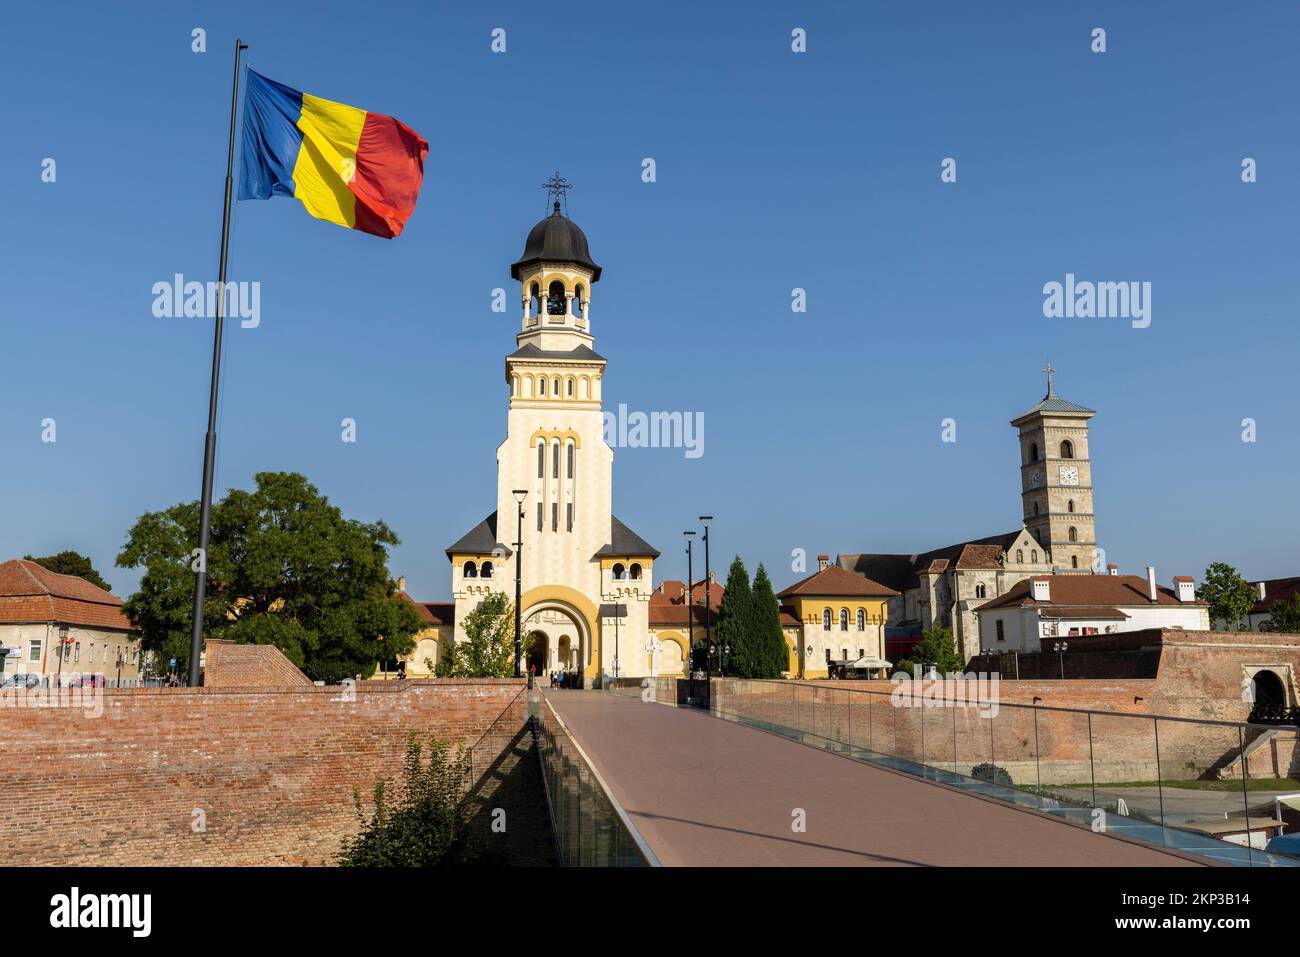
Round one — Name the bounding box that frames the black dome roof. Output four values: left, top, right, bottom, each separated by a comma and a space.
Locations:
510, 202, 602, 282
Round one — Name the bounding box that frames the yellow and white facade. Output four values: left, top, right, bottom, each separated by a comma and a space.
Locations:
443, 199, 659, 684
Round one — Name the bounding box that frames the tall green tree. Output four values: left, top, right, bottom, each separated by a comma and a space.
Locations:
436, 591, 516, 678
23, 550, 112, 592
1262, 594, 1300, 634
116, 471, 420, 682
716, 555, 754, 676
893, 625, 964, 676
1196, 562, 1257, 631
750, 563, 790, 678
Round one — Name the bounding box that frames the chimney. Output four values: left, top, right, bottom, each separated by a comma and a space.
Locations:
1259, 581, 1267, 601
1173, 576, 1195, 603
1146, 566, 1157, 603
1031, 578, 1051, 602
397, 575, 407, 593
817, 555, 829, 572
1107, 563, 1119, 576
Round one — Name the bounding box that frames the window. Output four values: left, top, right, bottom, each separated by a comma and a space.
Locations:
1031, 550, 1038, 564
1060, 440, 1074, 459
462, 561, 477, 579
856, 609, 865, 630
567, 378, 575, 397
1016, 549, 1024, 564
28, 640, 41, 663
858, 648, 864, 658
1071, 556, 1079, 569
975, 583, 986, 599
552, 502, 558, 531
552, 441, 559, 479
539, 377, 546, 396
75, 642, 81, 663
537, 503, 543, 532
567, 443, 574, 478
573, 284, 585, 317
612, 563, 626, 580
537, 443, 545, 478
822, 609, 831, 631
1068, 526, 1078, 542
630, 563, 642, 580
566, 503, 574, 532
480, 561, 493, 579
839, 609, 848, 631
1029, 442, 1040, 463
841, 648, 848, 660
824, 648, 831, 662
1067, 499, 1075, 513
546, 280, 566, 315
996, 620, 1005, 642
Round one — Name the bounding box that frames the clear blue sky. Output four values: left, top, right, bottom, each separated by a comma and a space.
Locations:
3, 0, 1297, 600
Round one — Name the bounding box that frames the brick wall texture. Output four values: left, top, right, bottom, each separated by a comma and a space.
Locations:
0, 678, 528, 866
203, 639, 314, 687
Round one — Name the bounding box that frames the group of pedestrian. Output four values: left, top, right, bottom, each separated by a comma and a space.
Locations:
548, 670, 582, 689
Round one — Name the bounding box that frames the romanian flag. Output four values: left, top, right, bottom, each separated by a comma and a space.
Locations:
238, 69, 428, 238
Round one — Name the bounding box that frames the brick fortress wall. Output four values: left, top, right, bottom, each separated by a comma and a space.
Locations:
0, 678, 527, 865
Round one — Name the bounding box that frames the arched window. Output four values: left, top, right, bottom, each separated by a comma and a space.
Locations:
462, 561, 477, 579
856, 608, 865, 630
629, 562, 642, 580
529, 282, 540, 317
511, 375, 519, 397
573, 284, 585, 318
552, 440, 560, 478
547, 280, 566, 315
1029, 442, 1040, 463
822, 608, 832, 631
1031, 550, 1038, 564
480, 561, 493, 579
1060, 440, 1074, 459
1071, 556, 1079, 569
975, 583, 987, 599
567, 442, 574, 478
1016, 549, 1024, 564
839, 609, 849, 631
538, 377, 546, 396
1067, 499, 1075, 513
612, 563, 626, 580
566, 377, 575, 398
1068, 526, 1078, 542
537, 442, 545, 478
553, 376, 561, 397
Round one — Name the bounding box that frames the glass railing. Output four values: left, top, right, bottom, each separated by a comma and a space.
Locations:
707, 678, 1300, 868
528, 686, 659, 866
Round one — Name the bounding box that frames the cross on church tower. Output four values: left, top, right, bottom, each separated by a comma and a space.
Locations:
1042, 360, 1056, 397
542, 170, 572, 215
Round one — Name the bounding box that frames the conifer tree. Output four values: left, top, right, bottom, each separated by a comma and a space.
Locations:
750, 563, 789, 678
716, 556, 754, 676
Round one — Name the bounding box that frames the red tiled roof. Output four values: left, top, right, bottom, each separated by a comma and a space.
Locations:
398, 591, 455, 626
1251, 577, 1300, 615
976, 574, 1206, 612
778, 564, 898, 599
0, 559, 134, 630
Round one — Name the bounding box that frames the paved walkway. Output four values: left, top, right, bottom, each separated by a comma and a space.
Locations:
543, 690, 1206, 867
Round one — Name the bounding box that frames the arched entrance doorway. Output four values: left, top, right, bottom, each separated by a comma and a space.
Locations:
526, 630, 548, 679
523, 602, 590, 685
1251, 669, 1289, 722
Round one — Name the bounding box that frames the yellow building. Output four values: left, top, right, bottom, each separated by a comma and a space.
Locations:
776, 559, 897, 679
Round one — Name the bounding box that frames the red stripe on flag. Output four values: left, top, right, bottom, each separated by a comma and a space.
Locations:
349, 112, 429, 238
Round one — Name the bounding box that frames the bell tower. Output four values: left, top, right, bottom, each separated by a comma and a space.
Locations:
1011, 364, 1099, 573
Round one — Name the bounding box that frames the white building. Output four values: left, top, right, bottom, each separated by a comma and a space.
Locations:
974, 567, 1210, 654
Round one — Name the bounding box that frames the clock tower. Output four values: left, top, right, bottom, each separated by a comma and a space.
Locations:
1012, 365, 1098, 572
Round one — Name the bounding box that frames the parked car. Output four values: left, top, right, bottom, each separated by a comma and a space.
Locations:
1, 674, 42, 689
1265, 833, 1300, 858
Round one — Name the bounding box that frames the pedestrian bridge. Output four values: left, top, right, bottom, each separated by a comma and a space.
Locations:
534, 685, 1214, 867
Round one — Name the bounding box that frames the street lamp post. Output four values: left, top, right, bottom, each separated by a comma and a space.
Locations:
513, 490, 528, 682
116, 649, 123, 688
684, 531, 696, 703
56, 624, 69, 688
1054, 641, 1069, 680
700, 516, 713, 684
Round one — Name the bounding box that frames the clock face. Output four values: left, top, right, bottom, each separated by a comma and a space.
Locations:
1059, 465, 1079, 486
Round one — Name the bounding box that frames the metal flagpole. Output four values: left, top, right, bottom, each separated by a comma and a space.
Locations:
188, 37, 248, 687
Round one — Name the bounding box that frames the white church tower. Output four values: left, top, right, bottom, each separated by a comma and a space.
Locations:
445, 176, 658, 684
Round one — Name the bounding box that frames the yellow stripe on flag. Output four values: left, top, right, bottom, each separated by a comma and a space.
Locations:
292, 93, 367, 228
